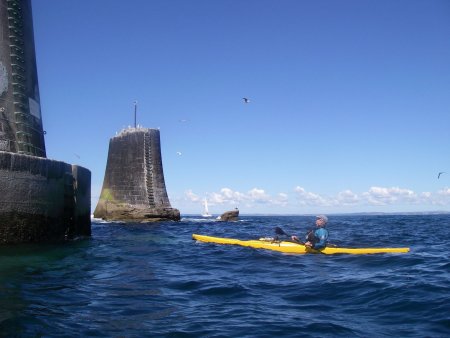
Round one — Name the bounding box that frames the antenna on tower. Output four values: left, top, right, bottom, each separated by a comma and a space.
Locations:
133, 101, 138, 128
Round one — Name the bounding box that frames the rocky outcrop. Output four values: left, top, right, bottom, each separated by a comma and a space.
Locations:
218, 208, 239, 222
94, 201, 180, 223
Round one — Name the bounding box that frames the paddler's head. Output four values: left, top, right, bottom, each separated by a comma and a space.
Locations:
315, 215, 328, 227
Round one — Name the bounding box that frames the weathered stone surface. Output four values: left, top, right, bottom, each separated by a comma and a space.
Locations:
94, 128, 180, 222
218, 209, 239, 222
0, 152, 91, 244
72, 165, 92, 236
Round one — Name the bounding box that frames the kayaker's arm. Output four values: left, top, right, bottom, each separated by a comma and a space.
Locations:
313, 239, 326, 249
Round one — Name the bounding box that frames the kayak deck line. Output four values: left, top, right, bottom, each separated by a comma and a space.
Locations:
192, 234, 410, 255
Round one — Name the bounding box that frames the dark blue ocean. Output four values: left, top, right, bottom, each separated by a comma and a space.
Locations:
1, 215, 449, 337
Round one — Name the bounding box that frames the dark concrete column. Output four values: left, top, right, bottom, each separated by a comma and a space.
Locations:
0, 151, 91, 243
0, 0, 46, 157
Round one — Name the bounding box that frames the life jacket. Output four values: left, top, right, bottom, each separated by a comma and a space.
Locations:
305, 227, 329, 248
305, 229, 316, 243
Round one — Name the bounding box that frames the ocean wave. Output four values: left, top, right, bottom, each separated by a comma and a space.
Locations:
1, 214, 449, 337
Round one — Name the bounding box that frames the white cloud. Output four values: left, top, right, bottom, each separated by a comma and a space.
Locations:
273, 193, 289, 206
421, 192, 432, 198
247, 188, 271, 203
185, 187, 289, 207
427, 188, 450, 205
437, 188, 450, 196
185, 189, 201, 202
362, 186, 418, 206
292, 185, 450, 209
294, 186, 330, 206
336, 190, 359, 205
209, 188, 246, 204
182, 185, 450, 213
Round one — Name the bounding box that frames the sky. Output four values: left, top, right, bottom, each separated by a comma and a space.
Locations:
31, 0, 450, 215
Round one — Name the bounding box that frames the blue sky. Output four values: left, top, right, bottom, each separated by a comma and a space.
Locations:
32, 0, 450, 215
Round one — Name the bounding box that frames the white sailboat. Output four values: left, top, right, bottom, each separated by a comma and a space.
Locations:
201, 198, 212, 218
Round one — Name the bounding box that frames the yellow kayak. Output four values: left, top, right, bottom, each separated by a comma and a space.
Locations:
192, 234, 410, 255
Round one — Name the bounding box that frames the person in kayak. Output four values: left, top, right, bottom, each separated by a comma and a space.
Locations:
292, 215, 329, 249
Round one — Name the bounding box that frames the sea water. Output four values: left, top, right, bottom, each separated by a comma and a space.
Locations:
1, 215, 449, 337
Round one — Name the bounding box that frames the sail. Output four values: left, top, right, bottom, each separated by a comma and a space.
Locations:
202, 199, 211, 217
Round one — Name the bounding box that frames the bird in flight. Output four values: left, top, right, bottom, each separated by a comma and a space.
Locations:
438, 172, 446, 179
242, 97, 250, 104
176, 151, 182, 156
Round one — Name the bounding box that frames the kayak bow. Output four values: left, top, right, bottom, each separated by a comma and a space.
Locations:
192, 234, 409, 255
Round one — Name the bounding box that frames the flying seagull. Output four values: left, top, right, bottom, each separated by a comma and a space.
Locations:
242, 97, 250, 104
438, 172, 446, 179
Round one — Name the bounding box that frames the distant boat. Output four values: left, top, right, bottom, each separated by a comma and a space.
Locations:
202, 199, 212, 218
